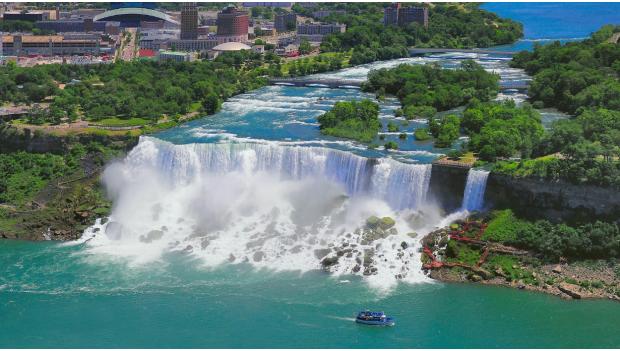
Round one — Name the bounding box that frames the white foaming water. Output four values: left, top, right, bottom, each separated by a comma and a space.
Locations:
81, 137, 445, 290
461, 169, 490, 211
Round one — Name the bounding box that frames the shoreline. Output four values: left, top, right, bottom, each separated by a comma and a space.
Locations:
420, 220, 620, 302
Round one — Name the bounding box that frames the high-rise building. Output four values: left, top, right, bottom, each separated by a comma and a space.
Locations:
383, 3, 428, 28
383, 3, 400, 26
181, 2, 198, 40
398, 6, 428, 28
274, 12, 296, 33
297, 22, 346, 43
216, 5, 249, 43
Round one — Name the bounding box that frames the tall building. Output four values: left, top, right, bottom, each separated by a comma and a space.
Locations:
2, 11, 49, 22
181, 2, 198, 40
216, 6, 249, 43
384, 3, 428, 28
383, 3, 400, 26
297, 22, 346, 43
1, 34, 111, 56
274, 12, 296, 33
398, 6, 428, 28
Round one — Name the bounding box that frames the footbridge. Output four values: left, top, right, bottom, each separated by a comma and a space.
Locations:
268, 78, 528, 91
409, 48, 518, 56
269, 78, 363, 89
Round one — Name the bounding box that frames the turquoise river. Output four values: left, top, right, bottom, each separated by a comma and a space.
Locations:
2, 3, 620, 348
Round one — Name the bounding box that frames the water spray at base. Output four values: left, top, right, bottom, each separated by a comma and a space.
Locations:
79, 137, 474, 290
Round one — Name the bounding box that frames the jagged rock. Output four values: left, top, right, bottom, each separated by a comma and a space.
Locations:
379, 217, 395, 230
201, 238, 209, 249
139, 229, 164, 243
363, 249, 374, 267
352, 265, 361, 273
400, 241, 408, 249
471, 266, 493, 280
495, 267, 507, 278
321, 255, 339, 267
314, 248, 331, 259
407, 232, 418, 238
470, 274, 483, 282
366, 216, 380, 228
552, 265, 563, 274
105, 221, 123, 240
253, 251, 265, 262
558, 283, 583, 299
228, 254, 236, 262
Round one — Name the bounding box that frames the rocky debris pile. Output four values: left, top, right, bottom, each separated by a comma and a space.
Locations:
317, 215, 418, 279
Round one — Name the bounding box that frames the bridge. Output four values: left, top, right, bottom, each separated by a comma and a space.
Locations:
268, 78, 529, 91
409, 48, 518, 56
269, 78, 363, 89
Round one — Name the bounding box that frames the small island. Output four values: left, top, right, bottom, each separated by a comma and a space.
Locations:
317, 99, 380, 143
364, 60, 500, 148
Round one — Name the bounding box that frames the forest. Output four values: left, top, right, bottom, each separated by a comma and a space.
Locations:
505, 25, 620, 188
317, 99, 380, 143
364, 60, 499, 147
315, 3, 523, 65
0, 60, 267, 124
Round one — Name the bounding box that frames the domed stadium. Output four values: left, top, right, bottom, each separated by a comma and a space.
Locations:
212, 42, 252, 52
94, 5, 179, 28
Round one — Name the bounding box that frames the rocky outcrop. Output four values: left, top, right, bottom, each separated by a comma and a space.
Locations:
0, 124, 137, 155
485, 173, 620, 223
428, 164, 469, 212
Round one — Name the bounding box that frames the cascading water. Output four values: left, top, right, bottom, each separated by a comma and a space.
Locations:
461, 169, 490, 211
81, 137, 439, 289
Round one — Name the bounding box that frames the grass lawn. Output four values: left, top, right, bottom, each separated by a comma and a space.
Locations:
482, 209, 523, 242
94, 117, 151, 127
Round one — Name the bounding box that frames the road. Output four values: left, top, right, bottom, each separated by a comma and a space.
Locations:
116, 28, 138, 62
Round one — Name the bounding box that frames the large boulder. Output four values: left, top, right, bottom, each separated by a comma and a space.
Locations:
379, 217, 395, 230
558, 283, 583, 299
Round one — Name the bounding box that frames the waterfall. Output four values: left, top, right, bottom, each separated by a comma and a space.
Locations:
462, 169, 490, 211
124, 136, 431, 210
81, 136, 436, 288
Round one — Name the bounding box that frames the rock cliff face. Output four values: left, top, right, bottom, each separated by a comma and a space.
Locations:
0, 125, 137, 154
428, 164, 469, 212
428, 164, 619, 223
485, 173, 620, 223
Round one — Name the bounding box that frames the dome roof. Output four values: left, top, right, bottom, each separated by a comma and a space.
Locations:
212, 42, 252, 51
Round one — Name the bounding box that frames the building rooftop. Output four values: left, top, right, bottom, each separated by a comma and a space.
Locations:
212, 41, 251, 51
2, 35, 65, 43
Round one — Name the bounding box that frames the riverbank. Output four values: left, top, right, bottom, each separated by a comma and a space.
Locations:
421, 216, 620, 302
0, 124, 138, 240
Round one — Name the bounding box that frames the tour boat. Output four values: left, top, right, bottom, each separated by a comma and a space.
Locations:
355, 311, 395, 326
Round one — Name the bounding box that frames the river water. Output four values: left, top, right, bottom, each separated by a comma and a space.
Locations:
2, 3, 620, 348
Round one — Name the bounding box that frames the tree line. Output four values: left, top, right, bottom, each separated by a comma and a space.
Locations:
315, 3, 523, 65
505, 25, 620, 188
0, 60, 268, 124
363, 60, 500, 148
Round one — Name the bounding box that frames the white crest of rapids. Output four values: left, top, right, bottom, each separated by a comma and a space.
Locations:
81, 137, 450, 289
